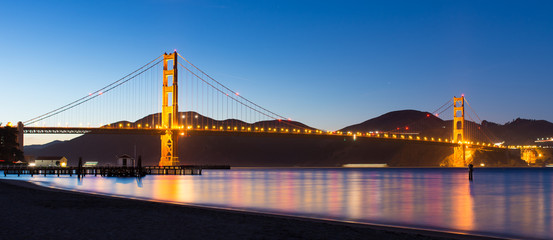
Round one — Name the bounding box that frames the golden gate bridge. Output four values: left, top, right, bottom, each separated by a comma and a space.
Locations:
8, 51, 533, 167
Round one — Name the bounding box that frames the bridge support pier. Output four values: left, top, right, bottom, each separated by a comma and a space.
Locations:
453, 144, 467, 167
16, 122, 24, 152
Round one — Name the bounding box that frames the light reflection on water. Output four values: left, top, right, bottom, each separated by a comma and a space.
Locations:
5, 168, 553, 239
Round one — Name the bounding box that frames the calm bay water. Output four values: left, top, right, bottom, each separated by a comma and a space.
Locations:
4, 168, 553, 239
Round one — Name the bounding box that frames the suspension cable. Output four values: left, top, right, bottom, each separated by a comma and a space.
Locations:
177, 62, 317, 131
24, 55, 164, 125
26, 60, 163, 125
432, 99, 452, 115
177, 53, 290, 121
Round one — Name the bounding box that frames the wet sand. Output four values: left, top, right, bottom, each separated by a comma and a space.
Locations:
0, 179, 497, 240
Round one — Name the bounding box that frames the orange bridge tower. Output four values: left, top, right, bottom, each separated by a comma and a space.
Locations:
453, 95, 466, 167
159, 51, 179, 166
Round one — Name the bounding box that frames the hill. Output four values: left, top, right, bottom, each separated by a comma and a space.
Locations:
24, 110, 552, 167
341, 110, 553, 145
482, 118, 553, 145
339, 110, 449, 137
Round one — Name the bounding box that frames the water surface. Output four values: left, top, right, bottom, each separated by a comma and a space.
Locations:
4, 168, 552, 239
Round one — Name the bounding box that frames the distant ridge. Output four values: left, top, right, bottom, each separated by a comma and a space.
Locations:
482, 118, 553, 145
340, 110, 447, 136
24, 110, 553, 167
340, 110, 553, 145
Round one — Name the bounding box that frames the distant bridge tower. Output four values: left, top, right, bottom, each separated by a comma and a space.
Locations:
453, 95, 466, 167
159, 51, 180, 166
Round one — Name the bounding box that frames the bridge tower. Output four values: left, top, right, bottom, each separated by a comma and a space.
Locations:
453, 95, 466, 167
159, 51, 180, 166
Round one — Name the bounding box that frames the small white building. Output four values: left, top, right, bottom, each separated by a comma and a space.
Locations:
117, 154, 135, 167
83, 161, 98, 167
34, 156, 68, 167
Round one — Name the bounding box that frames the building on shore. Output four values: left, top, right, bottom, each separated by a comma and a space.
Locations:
84, 161, 98, 167
117, 154, 135, 167
33, 156, 68, 167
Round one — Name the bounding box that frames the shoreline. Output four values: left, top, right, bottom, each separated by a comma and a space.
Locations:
0, 179, 503, 240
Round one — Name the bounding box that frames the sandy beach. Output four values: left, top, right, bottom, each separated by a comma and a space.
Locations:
0, 179, 498, 240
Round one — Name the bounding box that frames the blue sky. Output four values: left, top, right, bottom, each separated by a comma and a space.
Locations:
1, 0, 553, 144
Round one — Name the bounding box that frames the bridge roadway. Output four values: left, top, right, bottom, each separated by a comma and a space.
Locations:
23, 126, 509, 150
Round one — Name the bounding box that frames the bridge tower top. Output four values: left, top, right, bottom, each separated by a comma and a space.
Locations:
453, 95, 464, 143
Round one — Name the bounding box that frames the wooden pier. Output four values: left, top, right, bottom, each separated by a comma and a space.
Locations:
0, 165, 203, 177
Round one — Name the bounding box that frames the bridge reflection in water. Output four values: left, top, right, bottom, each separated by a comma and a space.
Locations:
19, 168, 553, 239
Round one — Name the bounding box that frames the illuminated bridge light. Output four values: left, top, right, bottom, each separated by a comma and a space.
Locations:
261, 128, 264, 131
431, 138, 435, 141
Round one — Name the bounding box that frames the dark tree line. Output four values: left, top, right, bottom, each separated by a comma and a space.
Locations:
0, 127, 24, 163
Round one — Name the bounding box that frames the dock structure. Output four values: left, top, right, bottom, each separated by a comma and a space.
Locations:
0, 165, 203, 177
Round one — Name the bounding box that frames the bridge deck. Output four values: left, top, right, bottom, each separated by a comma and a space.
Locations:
23, 126, 509, 150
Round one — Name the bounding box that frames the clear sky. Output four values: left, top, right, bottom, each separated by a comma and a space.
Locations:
1, 0, 553, 145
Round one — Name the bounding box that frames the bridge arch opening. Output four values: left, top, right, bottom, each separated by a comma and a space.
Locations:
455, 110, 462, 118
